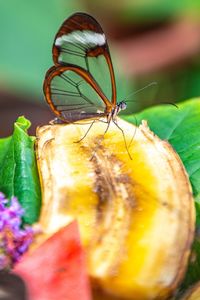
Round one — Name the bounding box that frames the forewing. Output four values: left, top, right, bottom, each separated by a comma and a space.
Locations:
43, 65, 109, 122
52, 12, 117, 104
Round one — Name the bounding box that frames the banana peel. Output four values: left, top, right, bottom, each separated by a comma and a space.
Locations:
181, 282, 200, 300
36, 118, 195, 300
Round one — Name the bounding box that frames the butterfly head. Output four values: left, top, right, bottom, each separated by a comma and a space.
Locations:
118, 101, 127, 111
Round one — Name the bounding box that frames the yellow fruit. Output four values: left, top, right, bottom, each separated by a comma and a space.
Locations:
36, 118, 195, 300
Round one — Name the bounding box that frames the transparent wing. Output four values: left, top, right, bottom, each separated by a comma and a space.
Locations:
52, 12, 117, 104
43, 65, 110, 123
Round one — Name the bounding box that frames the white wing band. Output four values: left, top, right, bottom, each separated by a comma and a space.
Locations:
55, 30, 106, 47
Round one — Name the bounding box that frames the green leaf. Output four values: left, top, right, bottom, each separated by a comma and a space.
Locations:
0, 116, 41, 224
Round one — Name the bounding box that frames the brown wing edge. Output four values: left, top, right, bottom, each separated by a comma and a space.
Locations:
43, 66, 64, 120
52, 12, 117, 105
43, 64, 113, 123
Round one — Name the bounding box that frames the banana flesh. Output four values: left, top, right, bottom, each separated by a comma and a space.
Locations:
36, 118, 195, 300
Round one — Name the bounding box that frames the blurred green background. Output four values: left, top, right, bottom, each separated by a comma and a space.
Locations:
1, 0, 200, 136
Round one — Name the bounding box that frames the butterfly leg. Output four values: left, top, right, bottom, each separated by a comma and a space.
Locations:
102, 112, 112, 136
112, 119, 133, 160
74, 120, 96, 143
89, 115, 112, 161
85, 113, 111, 146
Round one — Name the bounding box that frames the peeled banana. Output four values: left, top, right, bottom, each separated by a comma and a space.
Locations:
36, 118, 195, 300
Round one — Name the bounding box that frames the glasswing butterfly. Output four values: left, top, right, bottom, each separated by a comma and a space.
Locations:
43, 12, 127, 127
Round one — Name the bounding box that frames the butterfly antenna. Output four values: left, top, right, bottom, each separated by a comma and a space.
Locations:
124, 82, 158, 103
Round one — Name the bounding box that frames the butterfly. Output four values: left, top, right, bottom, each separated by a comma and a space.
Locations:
43, 12, 127, 127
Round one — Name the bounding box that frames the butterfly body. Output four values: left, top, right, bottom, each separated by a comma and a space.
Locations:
107, 101, 127, 124
43, 12, 126, 125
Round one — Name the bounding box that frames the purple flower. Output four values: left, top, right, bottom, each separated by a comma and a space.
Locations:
0, 193, 35, 270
